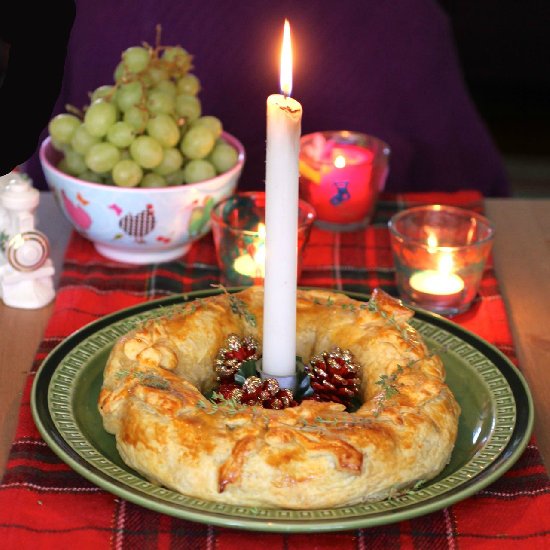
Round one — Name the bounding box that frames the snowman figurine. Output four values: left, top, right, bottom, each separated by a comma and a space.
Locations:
0, 171, 55, 309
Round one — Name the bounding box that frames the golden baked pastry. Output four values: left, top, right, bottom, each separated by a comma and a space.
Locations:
99, 287, 460, 509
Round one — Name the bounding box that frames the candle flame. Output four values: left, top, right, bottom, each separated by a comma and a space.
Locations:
427, 232, 438, 251
233, 223, 266, 278
334, 155, 346, 169
280, 19, 293, 97
426, 231, 456, 275
438, 253, 454, 274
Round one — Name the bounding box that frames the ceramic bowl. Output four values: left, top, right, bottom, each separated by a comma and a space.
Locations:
39, 133, 245, 264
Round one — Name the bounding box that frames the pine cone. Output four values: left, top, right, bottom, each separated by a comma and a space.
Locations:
241, 376, 296, 409
215, 334, 259, 383
216, 383, 243, 402
305, 348, 360, 407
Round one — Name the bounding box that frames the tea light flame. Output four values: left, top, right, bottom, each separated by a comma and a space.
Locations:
233, 223, 266, 278
438, 252, 454, 274
334, 154, 346, 169
427, 232, 438, 253
258, 222, 266, 239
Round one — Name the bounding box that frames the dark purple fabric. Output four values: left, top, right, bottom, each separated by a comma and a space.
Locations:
24, 0, 510, 196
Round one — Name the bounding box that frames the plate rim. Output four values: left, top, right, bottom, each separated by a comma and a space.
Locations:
31, 287, 535, 532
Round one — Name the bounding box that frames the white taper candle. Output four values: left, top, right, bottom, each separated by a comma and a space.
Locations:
262, 20, 302, 383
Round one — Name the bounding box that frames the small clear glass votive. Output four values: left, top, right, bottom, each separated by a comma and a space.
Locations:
211, 192, 316, 286
299, 130, 390, 231
388, 205, 495, 316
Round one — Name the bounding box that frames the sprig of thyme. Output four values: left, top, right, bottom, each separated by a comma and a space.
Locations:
407, 479, 426, 494
373, 365, 404, 416
341, 302, 369, 313
376, 365, 404, 399
211, 284, 257, 327
367, 299, 412, 343
228, 294, 257, 327
115, 368, 170, 390
197, 392, 249, 416
387, 479, 428, 500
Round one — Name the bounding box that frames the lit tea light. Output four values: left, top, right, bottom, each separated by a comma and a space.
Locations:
409, 253, 465, 298
233, 224, 266, 278
409, 269, 464, 296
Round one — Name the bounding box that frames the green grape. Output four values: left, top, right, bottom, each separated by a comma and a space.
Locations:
180, 125, 215, 159
146, 114, 180, 148
85, 142, 121, 173
70, 124, 100, 155
140, 173, 167, 188
113, 61, 126, 82
154, 79, 177, 97
164, 169, 186, 186
122, 46, 150, 73
183, 159, 216, 183
112, 159, 143, 187
138, 71, 154, 88
103, 173, 116, 186
162, 46, 191, 74
84, 100, 118, 138
57, 158, 71, 175
192, 115, 223, 139
49, 113, 81, 144
153, 147, 183, 175
176, 73, 200, 95
175, 94, 201, 121
146, 89, 175, 115
130, 135, 164, 168
116, 81, 144, 111
123, 106, 149, 132
147, 65, 169, 84
51, 137, 69, 152
209, 141, 238, 173
107, 121, 136, 148
64, 148, 87, 176
91, 85, 114, 102
162, 46, 187, 61
80, 170, 104, 183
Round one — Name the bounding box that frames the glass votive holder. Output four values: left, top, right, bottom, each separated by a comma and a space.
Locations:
211, 191, 316, 286
299, 130, 390, 231
388, 205, 495, 316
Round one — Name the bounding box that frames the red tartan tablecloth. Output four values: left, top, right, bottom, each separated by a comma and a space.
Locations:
1, 191, 549, 549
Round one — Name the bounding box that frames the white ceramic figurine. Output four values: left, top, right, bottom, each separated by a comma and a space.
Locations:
0, 171, 55, 309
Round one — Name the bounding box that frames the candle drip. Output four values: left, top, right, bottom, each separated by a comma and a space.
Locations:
279, 104, 301, 114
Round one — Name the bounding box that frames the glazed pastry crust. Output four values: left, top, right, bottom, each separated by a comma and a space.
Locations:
99, 287, 460, 509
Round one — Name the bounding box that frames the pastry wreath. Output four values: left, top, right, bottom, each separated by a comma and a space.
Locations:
99, 287, 460, 509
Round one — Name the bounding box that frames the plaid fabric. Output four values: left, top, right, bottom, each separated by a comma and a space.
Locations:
1, 190, 549, 549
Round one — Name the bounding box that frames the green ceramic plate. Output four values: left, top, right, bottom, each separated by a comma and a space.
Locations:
31, 288, 534, 532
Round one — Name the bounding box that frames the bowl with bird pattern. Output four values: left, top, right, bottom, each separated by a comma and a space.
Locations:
40, 133, 245, 264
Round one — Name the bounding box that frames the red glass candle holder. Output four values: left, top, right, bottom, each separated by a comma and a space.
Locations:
299, 131, 390, 231
210, 192, 316, 286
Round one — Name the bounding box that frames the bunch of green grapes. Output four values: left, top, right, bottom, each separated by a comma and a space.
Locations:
48, 36, 239, 187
